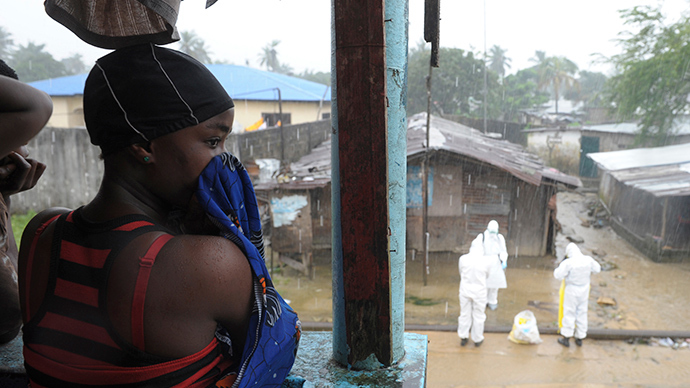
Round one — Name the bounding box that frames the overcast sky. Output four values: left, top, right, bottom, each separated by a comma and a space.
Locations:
1, 0, 688, 77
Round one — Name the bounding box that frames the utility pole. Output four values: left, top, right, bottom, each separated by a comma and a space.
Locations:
483, 0, 488, 134
422, 0, 440, 286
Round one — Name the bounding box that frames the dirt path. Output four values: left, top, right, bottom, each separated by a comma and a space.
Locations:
424, 331, 690, 388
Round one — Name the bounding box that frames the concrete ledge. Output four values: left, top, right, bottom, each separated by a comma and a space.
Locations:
289, 332, 428, 387
0, 334, 24, 374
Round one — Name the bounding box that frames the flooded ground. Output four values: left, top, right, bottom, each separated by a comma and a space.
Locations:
272, 191, 690, 332
423, 331, 690, 388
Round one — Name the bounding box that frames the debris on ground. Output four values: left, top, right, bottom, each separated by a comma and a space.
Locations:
599, 260, 618, 271
567, 235, 585, 243
628, 337, 690, 350
597, 296, 617, 306
592, 248, 607, 257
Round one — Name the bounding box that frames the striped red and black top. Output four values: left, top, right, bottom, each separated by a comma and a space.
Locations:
22, 209, 235, 388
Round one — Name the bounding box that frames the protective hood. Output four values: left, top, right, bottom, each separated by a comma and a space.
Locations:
487, 220, 499, 234
565, 242, 581, 259
469, 237, 484, 255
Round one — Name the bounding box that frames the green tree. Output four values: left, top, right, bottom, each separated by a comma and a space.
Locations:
487, 45, 511, 81
10, 42, 65, 82
61, 53, 87, 75
258, 40, 281, 72
177, 30, 212, 63
564, 70, 607, 108
537, 56, 579, 113
0, 26, 14, 60
501, 67, 550, 121
297, 69, 331, 86
256, 40, 294, 75
604, 5, 690, 146
530, 50, 547, 67
407, 46, 501, 118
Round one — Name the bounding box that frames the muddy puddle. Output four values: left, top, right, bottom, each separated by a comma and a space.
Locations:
272, 191, 690, 332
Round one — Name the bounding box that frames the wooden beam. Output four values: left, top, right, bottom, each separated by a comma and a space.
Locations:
334, 0, 391, 367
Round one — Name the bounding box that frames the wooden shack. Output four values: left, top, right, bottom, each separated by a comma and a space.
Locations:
405, 114, 580, 256
254, 113, 581, 266
588, 143, 690, 262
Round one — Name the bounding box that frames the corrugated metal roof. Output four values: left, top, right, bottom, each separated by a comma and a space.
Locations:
588, 143, 690, 197
28, 64, 331, 102
258, 113, 581, 190
585, 117, 690, 135
28, 74, 89, 97
523, 116, 690, 135
587, 142, 690, 171
407, 114, 546, 186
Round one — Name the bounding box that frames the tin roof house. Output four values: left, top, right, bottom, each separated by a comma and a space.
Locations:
254, 113, 581, 274
588, 143, 690, 262
28, 65, 331, 132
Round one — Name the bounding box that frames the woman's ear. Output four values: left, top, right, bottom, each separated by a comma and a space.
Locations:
129, 142, 153, 164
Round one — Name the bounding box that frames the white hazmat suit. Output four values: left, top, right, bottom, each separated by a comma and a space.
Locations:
457, 239, 493, 344
472, 220, 507, 309
554, 243, 601, 339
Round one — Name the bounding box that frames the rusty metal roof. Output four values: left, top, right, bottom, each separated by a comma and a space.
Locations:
256, 113, 581, 190
409, 113, 546, 186
588, 143, 690, 197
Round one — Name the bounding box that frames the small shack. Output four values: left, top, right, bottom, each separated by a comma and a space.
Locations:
255, 113, 581, 271
588, 143, 690, 262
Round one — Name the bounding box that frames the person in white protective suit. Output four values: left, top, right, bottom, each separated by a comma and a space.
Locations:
472, 220, 508, 310
457, 238, 493, 347
554, 242, 601, 347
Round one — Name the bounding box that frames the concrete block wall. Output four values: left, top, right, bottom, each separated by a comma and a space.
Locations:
11, 120, 332, 214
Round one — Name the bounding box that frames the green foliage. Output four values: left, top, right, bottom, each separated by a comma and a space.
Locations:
296, 69, 331, 86
177, 30, 213, 64
500, 67, 550, 121
10, 42, 66, 82
0, 26, 14, 59
604, 5, 690, 146
407, 46, 501, 118
61, 53, 87, 75
257, 40, 293, 75
564, 70, 608, 108
535, 56, 579, 113
529, 144, 580, 175
0, 27, 86, 80
11, 209, 36, 250
488, 45, 511, 80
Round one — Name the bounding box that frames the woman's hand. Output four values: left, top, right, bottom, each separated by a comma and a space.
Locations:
0, 147, 46, 199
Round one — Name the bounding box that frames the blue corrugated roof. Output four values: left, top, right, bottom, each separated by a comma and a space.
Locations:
29, 64, 331, 102
29, 74, 89, 97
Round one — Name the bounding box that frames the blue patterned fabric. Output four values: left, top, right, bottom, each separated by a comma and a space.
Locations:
197, 153, 301, 388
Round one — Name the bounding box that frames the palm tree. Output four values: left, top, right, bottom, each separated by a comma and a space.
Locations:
258, 40, 281, 72
537, 56, 579, 114
530, 50, 547, 67
177, 30, 212, 63
487, 45, 511, 81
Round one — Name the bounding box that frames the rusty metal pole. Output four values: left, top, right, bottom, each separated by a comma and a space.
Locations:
333, 0, 391, 368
